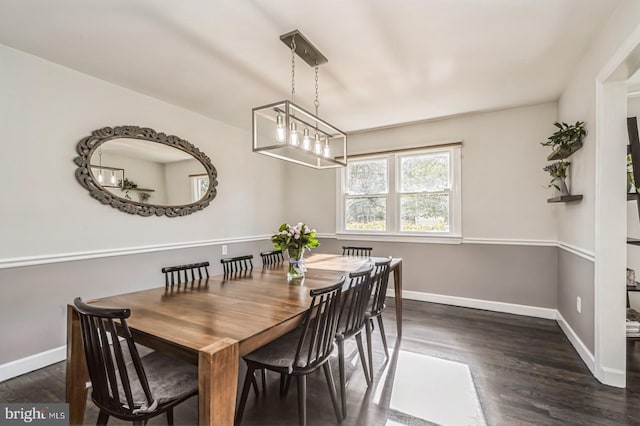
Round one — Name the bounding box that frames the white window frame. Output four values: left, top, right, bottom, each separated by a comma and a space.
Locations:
337, 145, 462, 244
190, 175, 209, 202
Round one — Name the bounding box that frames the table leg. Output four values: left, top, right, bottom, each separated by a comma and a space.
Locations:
198, 338, 239, 426
66, 305, 89, 425
393, 261, 403, 337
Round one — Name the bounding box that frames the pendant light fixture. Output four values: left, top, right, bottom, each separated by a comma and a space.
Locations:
252, 30, 347, 169
90, 149, 124, 188
97, 149, 104, 184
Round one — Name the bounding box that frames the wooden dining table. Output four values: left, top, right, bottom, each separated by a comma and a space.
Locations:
66, 253, 402, 425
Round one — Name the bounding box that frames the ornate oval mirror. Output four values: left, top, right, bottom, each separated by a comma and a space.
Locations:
74, 126, 218, 217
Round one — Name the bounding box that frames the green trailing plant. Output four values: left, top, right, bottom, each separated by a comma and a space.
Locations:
118, 178, 138, 190
140, 192, 151, 203
543, 161, 570, 190
540, 121, 586, 151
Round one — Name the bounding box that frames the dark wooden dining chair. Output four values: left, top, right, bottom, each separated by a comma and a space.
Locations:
335, 265, 374, 418
161, 261, 209, 288
342, 246, 373, 257
365, 258, 392, 380
235, 278, 345, 426
260, 250, 284, 266
73, 298, 198, 426
220, 254, 253, 276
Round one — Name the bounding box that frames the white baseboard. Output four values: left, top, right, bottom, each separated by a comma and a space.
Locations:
388, 290, 614, 386
387, 289, 557, 320
598, 365, 626, 388
0, 345, 66, 382
556, 312, 624, 388
556, 311, 596, 375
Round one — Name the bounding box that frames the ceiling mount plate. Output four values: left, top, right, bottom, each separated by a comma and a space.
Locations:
280, 30, 328, 67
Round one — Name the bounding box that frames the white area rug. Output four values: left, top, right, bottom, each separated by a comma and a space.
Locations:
379, 350, 486, 426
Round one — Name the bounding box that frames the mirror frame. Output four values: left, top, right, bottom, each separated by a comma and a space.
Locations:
74, 125, 218, 217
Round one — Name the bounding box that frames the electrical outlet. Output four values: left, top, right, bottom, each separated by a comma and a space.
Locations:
222, 245, 228, 255
577, 296, 582, 314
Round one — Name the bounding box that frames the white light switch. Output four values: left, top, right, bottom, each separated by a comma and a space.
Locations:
222, 245, 228, 255
577, 296, 582, 314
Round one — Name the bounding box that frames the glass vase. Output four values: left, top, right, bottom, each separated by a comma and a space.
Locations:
287, 248, 305, 280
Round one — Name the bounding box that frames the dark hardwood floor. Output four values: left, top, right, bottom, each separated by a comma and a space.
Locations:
3, 299, 640, 425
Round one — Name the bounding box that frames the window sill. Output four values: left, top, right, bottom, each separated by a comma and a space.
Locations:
334, 232, 462, 245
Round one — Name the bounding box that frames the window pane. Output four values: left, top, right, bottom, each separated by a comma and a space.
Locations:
197, 177, 209, 198
345, 197, 386, 231
191, 176, 209, 202
346, 159, 388, 195
400, 153, 449, 193
400, 194, 449, 232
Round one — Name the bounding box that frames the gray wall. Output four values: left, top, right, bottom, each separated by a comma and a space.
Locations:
318, 238, 558, 308
0, 240, 273, 365
0, 237, 560, 366
0, 44, 287, 260
0, 43, 570, 372
284, 102, 558, 242
0, 44, 288, 368
557, 249, 595, 352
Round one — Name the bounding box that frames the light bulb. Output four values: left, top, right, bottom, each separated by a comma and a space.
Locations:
302, 128, 311, 150
97, 170, 104, 184
314, 134, 323, 155
276, 114, 285, 143
323, 140, 331, 158
290, 121, 299, 146
110, 171, 116, 185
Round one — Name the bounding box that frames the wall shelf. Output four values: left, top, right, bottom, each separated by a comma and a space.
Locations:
547, 195, 583, 203
629, 193, 638, 201
628, 238, 640, 246
547, 141, 583, 161
543, 129, 584, 205
124, 188, 155, 192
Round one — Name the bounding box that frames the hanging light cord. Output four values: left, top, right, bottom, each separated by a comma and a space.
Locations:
314, 63, 320, 116
290, 37, 296, 104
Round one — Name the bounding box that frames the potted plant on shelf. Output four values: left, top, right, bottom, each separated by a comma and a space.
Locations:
540, 121, 586, 157
544, 160, 570, 197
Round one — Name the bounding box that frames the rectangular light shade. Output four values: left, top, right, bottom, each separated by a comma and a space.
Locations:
252, 100, 347, 169
90, 165, 125, 188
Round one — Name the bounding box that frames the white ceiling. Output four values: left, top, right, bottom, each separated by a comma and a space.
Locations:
100, 139, 194, 164
0, 0, 623, 132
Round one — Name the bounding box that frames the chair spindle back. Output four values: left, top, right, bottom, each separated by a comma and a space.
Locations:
342, 246, 373, 257
260, 250, 284, 266
161, 262, 210, 288
370, 258, 392, 317
73, 297, 154, 418
337, 266, 374, 338
293, 278, 345, 372
221, 255, 254, 276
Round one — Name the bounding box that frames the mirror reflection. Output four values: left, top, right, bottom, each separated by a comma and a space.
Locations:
89, 138, 209, 206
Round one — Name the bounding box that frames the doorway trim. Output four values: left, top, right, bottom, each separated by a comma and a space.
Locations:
594, 22, 640, 388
